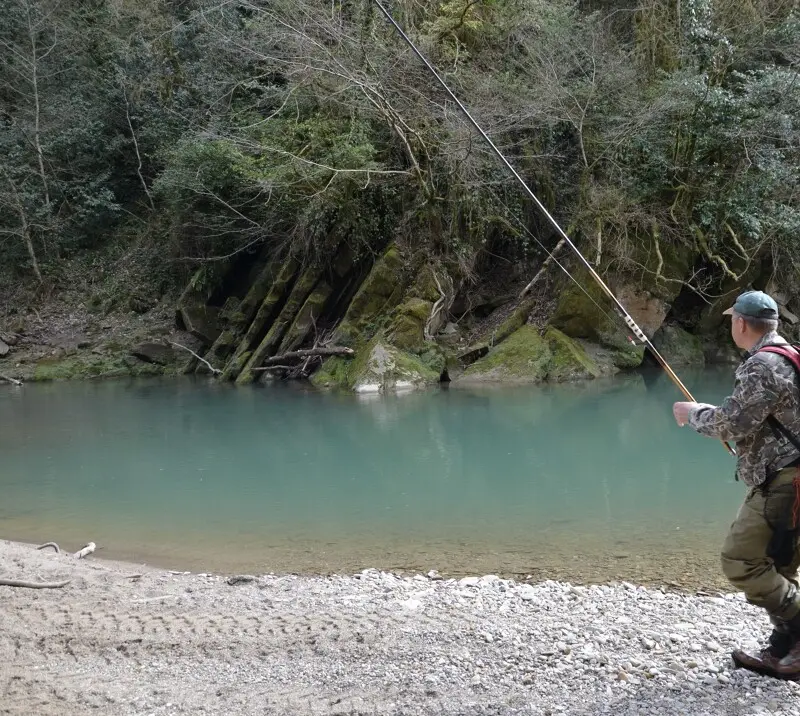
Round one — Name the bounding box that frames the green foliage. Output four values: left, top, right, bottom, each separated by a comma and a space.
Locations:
1, 0, 799, 302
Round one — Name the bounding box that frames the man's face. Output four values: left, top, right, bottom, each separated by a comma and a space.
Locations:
730, 314, 748, 349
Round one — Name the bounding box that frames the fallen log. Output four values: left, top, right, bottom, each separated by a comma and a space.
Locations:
74, 542, 96, 559
0, 578, 70, 589
253, 346, 354, 371
0, 373, 22, 386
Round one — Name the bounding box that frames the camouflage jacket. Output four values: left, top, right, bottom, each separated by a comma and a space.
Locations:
688, 331, 800, 487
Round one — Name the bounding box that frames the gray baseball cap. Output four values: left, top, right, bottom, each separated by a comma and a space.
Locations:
722, 290, 779, 319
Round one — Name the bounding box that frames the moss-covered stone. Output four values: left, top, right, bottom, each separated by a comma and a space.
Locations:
457, 325, 603, 384
334, 244, 408, 346
310, 355, 352, 390
390, 297, 432, 351
207, 330, 236, 362
544, 327, 603, 381
278, 280, 334, 353
550, 279, 614, 342
634, 231, 695, 303
491, 297, 537, 347
411, 263, 446, 304
459, 325, 551, 383
311, 337, 440, 392
221, 259, 298, 381
32, 353, 164, 382
237, 260, 278, 326
236, 266, 321, 384
219, 296, 242, 323
549, 278, 648, 370
651, 323, 706, 365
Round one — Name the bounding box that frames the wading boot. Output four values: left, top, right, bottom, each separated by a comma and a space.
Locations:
732, 625, 793, 678
774, 614, 800, 679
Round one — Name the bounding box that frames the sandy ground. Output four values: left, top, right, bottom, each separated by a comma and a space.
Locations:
2, 538, 800, 716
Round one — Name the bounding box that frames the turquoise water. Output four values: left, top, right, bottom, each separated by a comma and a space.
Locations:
0, 369, 745, 582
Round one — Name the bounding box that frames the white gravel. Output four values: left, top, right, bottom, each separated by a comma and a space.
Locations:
2, 540, 800, 715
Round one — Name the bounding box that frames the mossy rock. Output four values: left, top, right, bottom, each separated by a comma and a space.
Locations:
334, 244, 408, 346
236, 266, 323, 385
458, 325, 602, 384
651, 323, 706, 365
389, 297, 432, 351
459, 326, 550, 383
491, 297, 537, 345
208, 331, 237, 361
221, 259, 299, 381
237, 261, 277, 325
278, 281, 334, 353
549, 278, 648, 370
545, 327, 604, 381
312, 337, 440, 392
32, 353, 164, 382
550, 279, 615, 342
410, 263, 445, 304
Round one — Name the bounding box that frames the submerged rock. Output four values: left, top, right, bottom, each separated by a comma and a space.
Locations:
456, 325, 602, 384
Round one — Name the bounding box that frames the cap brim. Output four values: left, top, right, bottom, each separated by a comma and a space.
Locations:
722, 307, 735, 316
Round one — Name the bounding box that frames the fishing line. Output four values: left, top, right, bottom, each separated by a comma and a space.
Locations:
372, 0, 734, 455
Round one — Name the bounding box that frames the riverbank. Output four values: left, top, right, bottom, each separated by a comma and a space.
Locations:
1, 540, 799, 716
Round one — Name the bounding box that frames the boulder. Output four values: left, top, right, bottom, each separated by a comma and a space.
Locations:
131, 342, 175, 365
0, 339, 9, 357
312, 339, 441, 392
390, 297, 431, 351
651, 324, 705, 365
456, 325, 602, 384
334, 245, 408, 346
179, 304, 222, 345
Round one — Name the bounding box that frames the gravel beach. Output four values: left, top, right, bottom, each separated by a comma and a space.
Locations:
2, 539, 800, 716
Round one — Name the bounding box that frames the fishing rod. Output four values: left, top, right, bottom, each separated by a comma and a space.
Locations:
372, 0, 735, 457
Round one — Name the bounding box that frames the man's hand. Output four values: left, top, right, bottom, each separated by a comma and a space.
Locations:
673, 401, 699, 427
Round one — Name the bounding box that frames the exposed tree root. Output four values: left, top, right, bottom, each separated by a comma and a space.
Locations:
0, 578, 70, 589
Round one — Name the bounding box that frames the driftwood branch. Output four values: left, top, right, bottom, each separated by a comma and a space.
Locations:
169, 341, 222, 375
0, 373, 22, 386
0, 578, 70, 589
254, 346, 354, 370
520, 237, 567, 298
74, 542, 96, 559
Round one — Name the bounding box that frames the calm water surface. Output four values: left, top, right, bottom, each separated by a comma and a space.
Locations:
0, 369, 746, 584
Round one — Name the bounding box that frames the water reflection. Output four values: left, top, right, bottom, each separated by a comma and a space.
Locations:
0, 366, 743, 579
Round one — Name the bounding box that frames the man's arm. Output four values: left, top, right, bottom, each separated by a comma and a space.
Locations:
686, 359, 779, 441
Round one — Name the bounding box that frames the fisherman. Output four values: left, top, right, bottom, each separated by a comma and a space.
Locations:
673, 290, 800, 677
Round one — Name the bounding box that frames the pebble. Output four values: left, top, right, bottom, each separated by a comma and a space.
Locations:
32, 547, 800, 716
